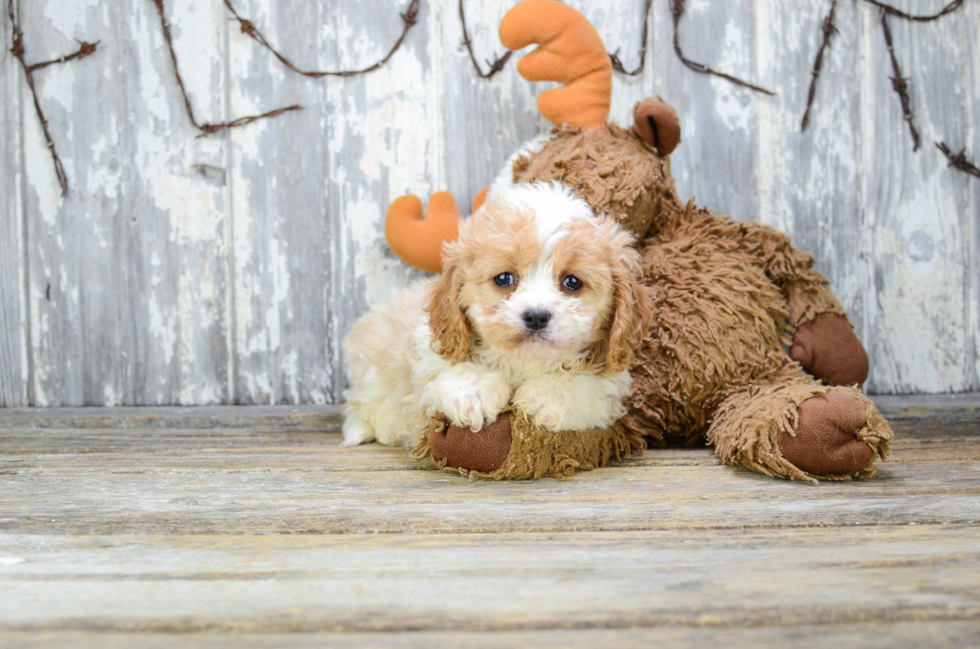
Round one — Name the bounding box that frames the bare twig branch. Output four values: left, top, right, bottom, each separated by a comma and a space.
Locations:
26, 40, 99, 73
863, 0, 964, 22
609, 0, 653, 76
669, 0, 775, 96
937, 142, 980, 178
224, 0, 421, 78
879, 11, 920, 151
151, 0, 300, 136
801, 0, 838, 131
6, 0, 99, 196
196, 105, 303, 138
459, 0, 511, 79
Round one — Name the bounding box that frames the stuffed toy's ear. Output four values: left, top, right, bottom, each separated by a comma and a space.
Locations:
385, 192, 461, 273
633, 98, 682, 156
499, 0, 612, 131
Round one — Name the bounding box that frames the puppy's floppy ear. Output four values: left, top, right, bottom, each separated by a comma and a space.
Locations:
424, 242, 470, 363
605, 245, 654, 373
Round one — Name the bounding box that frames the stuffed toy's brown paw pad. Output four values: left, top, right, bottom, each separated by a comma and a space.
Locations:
429, 413, 513, 473
790, 315, 870, 386
777, 391, 875, 476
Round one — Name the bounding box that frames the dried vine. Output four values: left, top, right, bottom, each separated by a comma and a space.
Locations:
224, 0, 421, 78
879, 11, 920, 151
26, 40, 99, 73
459, 0, 770, 92
152, 0, 300, 136
801, 0, 838, 131
8, 0, 978, 191
459, 0, 512, 79
937, 143, 980, 178
609, 0, 653, 76
869, 0, 969, 154
863, 0, 964, 22
6, 0, 100, 195
669, 0, 775, 96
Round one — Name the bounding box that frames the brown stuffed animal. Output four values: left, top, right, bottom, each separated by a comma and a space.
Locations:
390, 0, 892, 482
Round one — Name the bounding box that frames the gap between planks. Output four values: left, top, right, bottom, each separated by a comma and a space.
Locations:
0, 392, 978, 429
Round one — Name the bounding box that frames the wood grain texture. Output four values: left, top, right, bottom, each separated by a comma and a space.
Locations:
16, 1, 231, 406
970, 0, 980, 393
1, 0, 978, 404
436, 0, 540, 210
3, 624, 980, 648
0, 419, 976, 470
860, 1, 976, 393
0, 409, 978, 643
757, 0, 866, 337
227, 0, 440, 406
651, 0, 761, 221
874, 391, 980, 420
1, 416, 978, 536
1, 527, 979, 634
0, 391, 973, 428
0, 1, 26, 407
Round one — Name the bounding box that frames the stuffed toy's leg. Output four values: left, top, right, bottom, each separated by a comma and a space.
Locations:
706, 371, 892, 482
736, 219, 870, 386
785, 282, 869, 386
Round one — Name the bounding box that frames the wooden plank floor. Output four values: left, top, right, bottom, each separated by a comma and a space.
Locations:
1, 396, 979, 648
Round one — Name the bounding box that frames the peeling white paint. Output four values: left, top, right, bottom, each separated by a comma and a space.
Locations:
102, 384, 118, 408
711, 23, 753, 135
22, 103, 63, 226
42, 0, 100, 42
149, 293, 177, 368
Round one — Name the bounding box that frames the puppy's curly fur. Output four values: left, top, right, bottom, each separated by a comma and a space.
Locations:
342, 182, 653, 447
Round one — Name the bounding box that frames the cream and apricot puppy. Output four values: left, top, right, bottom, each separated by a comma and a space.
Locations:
342, 181, 652, 447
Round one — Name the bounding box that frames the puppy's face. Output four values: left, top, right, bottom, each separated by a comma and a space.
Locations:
426, 182, 652, 371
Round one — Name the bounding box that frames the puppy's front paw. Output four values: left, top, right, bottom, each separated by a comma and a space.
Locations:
512, 380, 574, 432
439, 372, 511, 432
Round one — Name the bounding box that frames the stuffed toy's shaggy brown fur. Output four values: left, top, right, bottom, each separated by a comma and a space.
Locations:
397, 0, 893, 482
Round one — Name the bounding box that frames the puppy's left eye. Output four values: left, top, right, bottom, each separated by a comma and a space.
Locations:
562, 275, 584, 291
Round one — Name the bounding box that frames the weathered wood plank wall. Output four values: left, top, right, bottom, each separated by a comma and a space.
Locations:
0, 0, 977, 406
0, 3, 27, 407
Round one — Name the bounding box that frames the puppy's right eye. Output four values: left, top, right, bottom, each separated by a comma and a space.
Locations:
493, 273, 515, 288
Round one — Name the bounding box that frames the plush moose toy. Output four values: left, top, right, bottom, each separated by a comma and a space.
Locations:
387, 0, 892, 482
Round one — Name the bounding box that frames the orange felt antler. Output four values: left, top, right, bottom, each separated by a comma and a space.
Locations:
385, 193, 461, 273
499, 0, 612, 131
385, 190, 489, 273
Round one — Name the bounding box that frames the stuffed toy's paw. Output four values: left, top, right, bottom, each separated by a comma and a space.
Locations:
778, 389, 890, 478
413, 408, 644, 480
428, 413, 514, 474
790, 315, 870, 386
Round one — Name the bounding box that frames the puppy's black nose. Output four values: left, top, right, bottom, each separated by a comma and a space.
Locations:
522, 308, 551, 332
